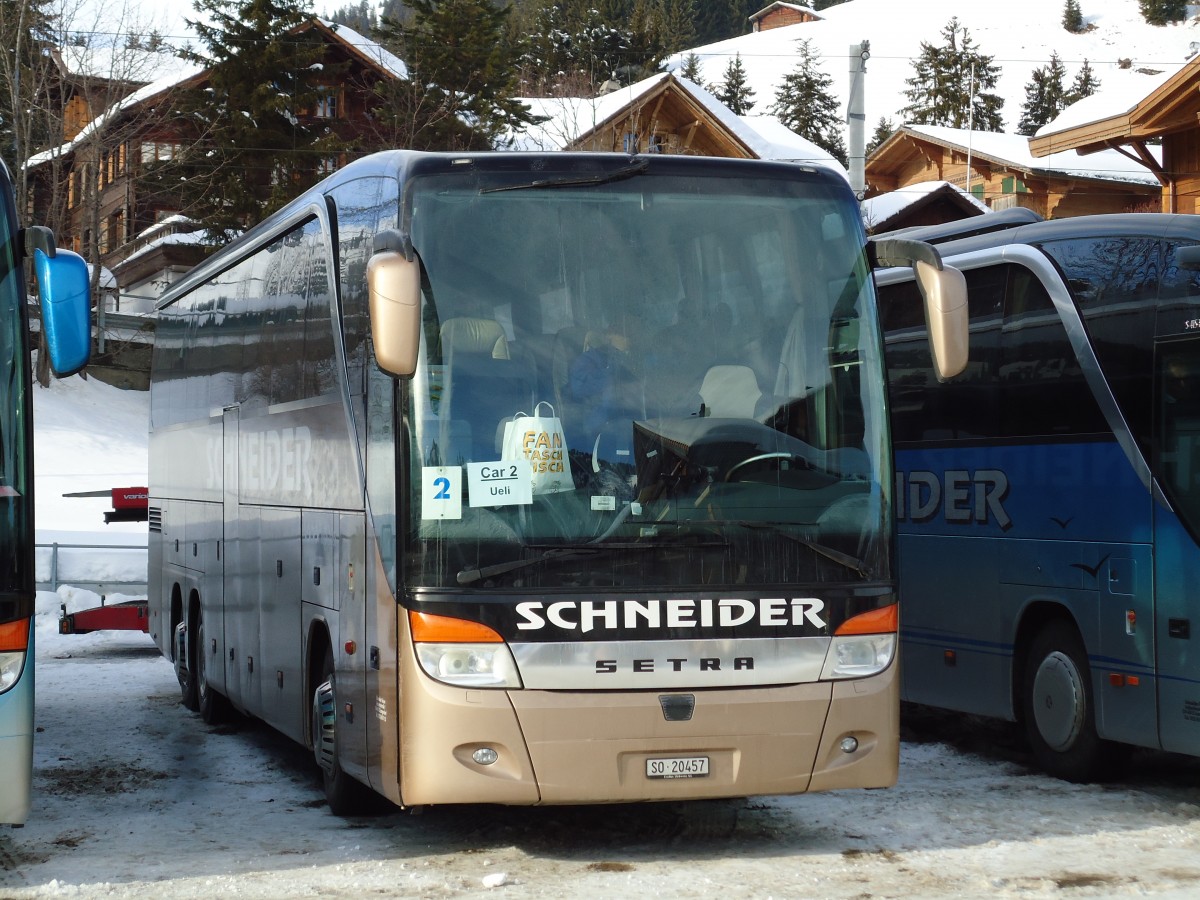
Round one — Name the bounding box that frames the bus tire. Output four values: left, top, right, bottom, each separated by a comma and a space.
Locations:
312, 648, 375, 816
178, 613, 199, 712
195, 606, 229, 725
1021, 619, 1124, 782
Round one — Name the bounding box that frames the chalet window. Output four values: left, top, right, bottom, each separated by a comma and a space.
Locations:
141, 142, 179, 164
316, 157, 338, 177
316, 88, 340, 119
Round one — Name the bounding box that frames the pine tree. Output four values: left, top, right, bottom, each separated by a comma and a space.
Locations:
172, 0, 340, 241
712, 52, 755, 115
518, 2, 634, 94
1018, 52, 1069, 137
1138, 0, 1188, 26
770, 38, 846, 166
679, 52, 703, 84
1067, 58, 1101, 104
814, 0, 851, 8
867, 117, 895, 157
373, 0, 539, 150
1062, 0, 1084, 32
900, 18, 1004, 132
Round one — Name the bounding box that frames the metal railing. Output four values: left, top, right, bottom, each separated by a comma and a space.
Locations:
35, 542, 148, 597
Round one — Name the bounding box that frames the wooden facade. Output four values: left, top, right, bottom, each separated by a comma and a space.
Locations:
28, 21, 402, 276
1029, 57, 1200, 214
749, 3, 823, 32
558, 77, 757, 158
867, 126, 1160, 220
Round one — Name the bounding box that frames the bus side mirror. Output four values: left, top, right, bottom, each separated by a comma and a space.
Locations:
28, 230, 91, 378
914, 259, 968, 382
367, 235, 421, 379
871, 237, 968, 382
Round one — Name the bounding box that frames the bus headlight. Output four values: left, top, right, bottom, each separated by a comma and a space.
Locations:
409, 611, 522, 689
0, 651, 25, 693
820, 633, 896, 680
820, 603, 898, 680
415, 643, 521, 688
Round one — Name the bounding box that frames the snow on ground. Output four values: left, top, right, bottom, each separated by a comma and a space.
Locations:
7, 377, 1200, 899
6, 621, 1200, 899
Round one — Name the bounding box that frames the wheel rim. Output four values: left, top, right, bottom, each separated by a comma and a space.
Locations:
312, 675, 337, 776
1031, 650, 1086, 751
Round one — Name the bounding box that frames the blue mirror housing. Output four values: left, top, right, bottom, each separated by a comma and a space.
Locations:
33, 247, 91, 377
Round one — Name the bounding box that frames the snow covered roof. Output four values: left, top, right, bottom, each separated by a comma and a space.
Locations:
25, 63, 205, 171
511, 72, 847, 181
862, 180, 988, 231
897, 125, 1161, 185
749, 3, 822, 24
25, 19, 406, 172
317, 20, 407, 80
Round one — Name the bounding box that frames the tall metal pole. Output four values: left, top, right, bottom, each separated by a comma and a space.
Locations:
965, 63, 976, 198
848, 41, 870, 196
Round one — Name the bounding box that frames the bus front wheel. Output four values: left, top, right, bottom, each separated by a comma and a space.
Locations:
311, 648, 375, 815
1020, 620, 1124, 782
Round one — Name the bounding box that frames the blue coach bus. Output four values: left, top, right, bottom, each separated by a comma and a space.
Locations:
1, 159, 90, 825
876, 212, 1200, 781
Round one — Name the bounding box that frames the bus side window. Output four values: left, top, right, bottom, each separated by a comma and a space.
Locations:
1000, 264, 1108, 438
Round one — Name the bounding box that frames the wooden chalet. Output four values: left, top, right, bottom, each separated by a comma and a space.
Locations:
26, 20, 406, 281
749, 3, 823, 32
513, 72, 844, 171
860, 181, 988, 235
867, 125, 1160, 220
1029, 58, 1200, 214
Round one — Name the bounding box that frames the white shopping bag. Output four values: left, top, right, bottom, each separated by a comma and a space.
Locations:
501, 402, 575, 494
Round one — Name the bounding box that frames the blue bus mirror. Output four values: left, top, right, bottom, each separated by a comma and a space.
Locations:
33, 247, 91, 377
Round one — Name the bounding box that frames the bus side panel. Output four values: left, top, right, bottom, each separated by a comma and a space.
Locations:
1155, 510, 1200, 754
898, 533, 1014, 718
258, 506, 303, 741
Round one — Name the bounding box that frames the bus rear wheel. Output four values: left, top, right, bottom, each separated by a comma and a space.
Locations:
195, 608, 229, 725
311, 648, 375, 815
1021, 620, 1125, 782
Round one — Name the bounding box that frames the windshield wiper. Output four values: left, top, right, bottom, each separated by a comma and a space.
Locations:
479, 158, 650, 194
716, 520, 871, 578
455, 536, 726, 586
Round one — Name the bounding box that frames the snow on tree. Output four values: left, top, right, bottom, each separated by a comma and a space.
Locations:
372, 0, 538, 151
712, 52, 755, 115
900, 17, 1004, 132
770, 38, 847, 166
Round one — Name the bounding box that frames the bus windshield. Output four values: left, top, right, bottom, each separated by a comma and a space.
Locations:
0, 181, 30, 613
403, 166, 888, 591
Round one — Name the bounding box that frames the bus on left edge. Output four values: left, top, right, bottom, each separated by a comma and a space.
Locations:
0, 158, 90, 826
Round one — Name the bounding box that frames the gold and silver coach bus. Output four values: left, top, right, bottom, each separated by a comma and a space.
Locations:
147, 150, 966, 812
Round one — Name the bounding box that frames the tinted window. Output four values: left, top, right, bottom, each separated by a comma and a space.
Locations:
999, 263, 1107, 438
1156, 338, 1200, 540
1036, 236, 1157, 452
881, 265, 1004, 443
